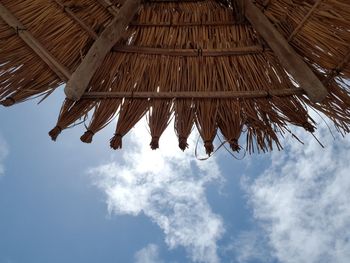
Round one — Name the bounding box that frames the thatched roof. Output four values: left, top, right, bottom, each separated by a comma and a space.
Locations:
1, 0, 350, 155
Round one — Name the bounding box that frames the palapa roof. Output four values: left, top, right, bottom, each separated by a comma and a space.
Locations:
0, 0, 350, 155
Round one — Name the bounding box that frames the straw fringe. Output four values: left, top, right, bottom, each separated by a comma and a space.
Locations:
218, 99, 243, 151
174, 59, 195, 151
110, 55, 151, 150
48, 98, 95, 141
80, 53, 126, 143
148, 58, 174, 150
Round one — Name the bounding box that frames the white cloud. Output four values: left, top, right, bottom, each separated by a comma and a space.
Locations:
242, 115, 350, 263
225, 230, 271, 263
134, 244, 163, 263
0, 134, 8, 177
90, 120, 224, 263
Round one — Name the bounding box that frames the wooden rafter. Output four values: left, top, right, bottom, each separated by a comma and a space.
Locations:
96, 0, 120, 16
149, 0, 204, 2
0, 3, 71, 81
51, 0, 98, 39
288, 0, 323, 42
112, 45, 265, 56
239, 0, 328, 102
64, 0, 141, 100
325, 48, 350, 85
130, 21, 245, 26
262, 0, 270, 8
82, 88, 305, 99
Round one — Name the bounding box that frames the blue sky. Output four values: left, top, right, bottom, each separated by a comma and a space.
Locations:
1, 89, 350, 263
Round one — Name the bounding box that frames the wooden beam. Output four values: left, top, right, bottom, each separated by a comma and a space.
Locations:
112, 45, 265, 56
82, 88, 305, 99
324, 48, 350, 85
288, 0, 323, 42
148, 0, 203, 2
262, 0, 270, 7
130, 21, 244, 27
64, 0, 141, 100
0, 3, 71, 81
240, 0, 328, 102
96, 0, 120, 16
51, 0, 98, 39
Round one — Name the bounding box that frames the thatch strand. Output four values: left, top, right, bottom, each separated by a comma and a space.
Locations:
218, 99, 243, 151
148, 58, 174, 150
110, 55, 151, 149
48, 98, 95, 141
80, 54, 126, 143
174, 59, 195, 151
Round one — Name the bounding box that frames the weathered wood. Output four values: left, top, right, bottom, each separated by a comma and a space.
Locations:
51, 0, 98, 39
130, 21, 245, 27
262, 0, 270, 7
149, 0, 203, 2
113, 45, 265, 56
288, 0, 323, 42
82, 88, 305, 99
324, 48, 350, 85
96, 0, 120, 16
64, 0, 141, 100
0, 3, 71, 81
241, 0, 328, 102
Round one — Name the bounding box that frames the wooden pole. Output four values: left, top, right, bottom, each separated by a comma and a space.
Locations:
241, 0, 328, 102
0, 3, 71, 81
96, 0, 120, 16
112, 45, 265, 56
64, 0, 141, 100
81, 88, 305, 99
288, 0, 323, 42
51, 0, 98, 39
324, 48, 350, 85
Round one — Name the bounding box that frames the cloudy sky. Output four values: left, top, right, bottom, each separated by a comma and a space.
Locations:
0, 90, 350, 263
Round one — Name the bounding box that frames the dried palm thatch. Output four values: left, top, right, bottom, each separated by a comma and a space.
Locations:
0, 0, 350, 155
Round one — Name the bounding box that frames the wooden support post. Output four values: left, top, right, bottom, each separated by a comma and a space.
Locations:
241, 0, 328, 102
64, 0, 141, 100
0, 3, 71, 81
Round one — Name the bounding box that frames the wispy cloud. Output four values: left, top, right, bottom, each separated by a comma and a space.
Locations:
134, 243, 163, 263
241, 115, 350, 263
225, 230, 271, 263
90, 120, 224, 263
0, 134, 8, 177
